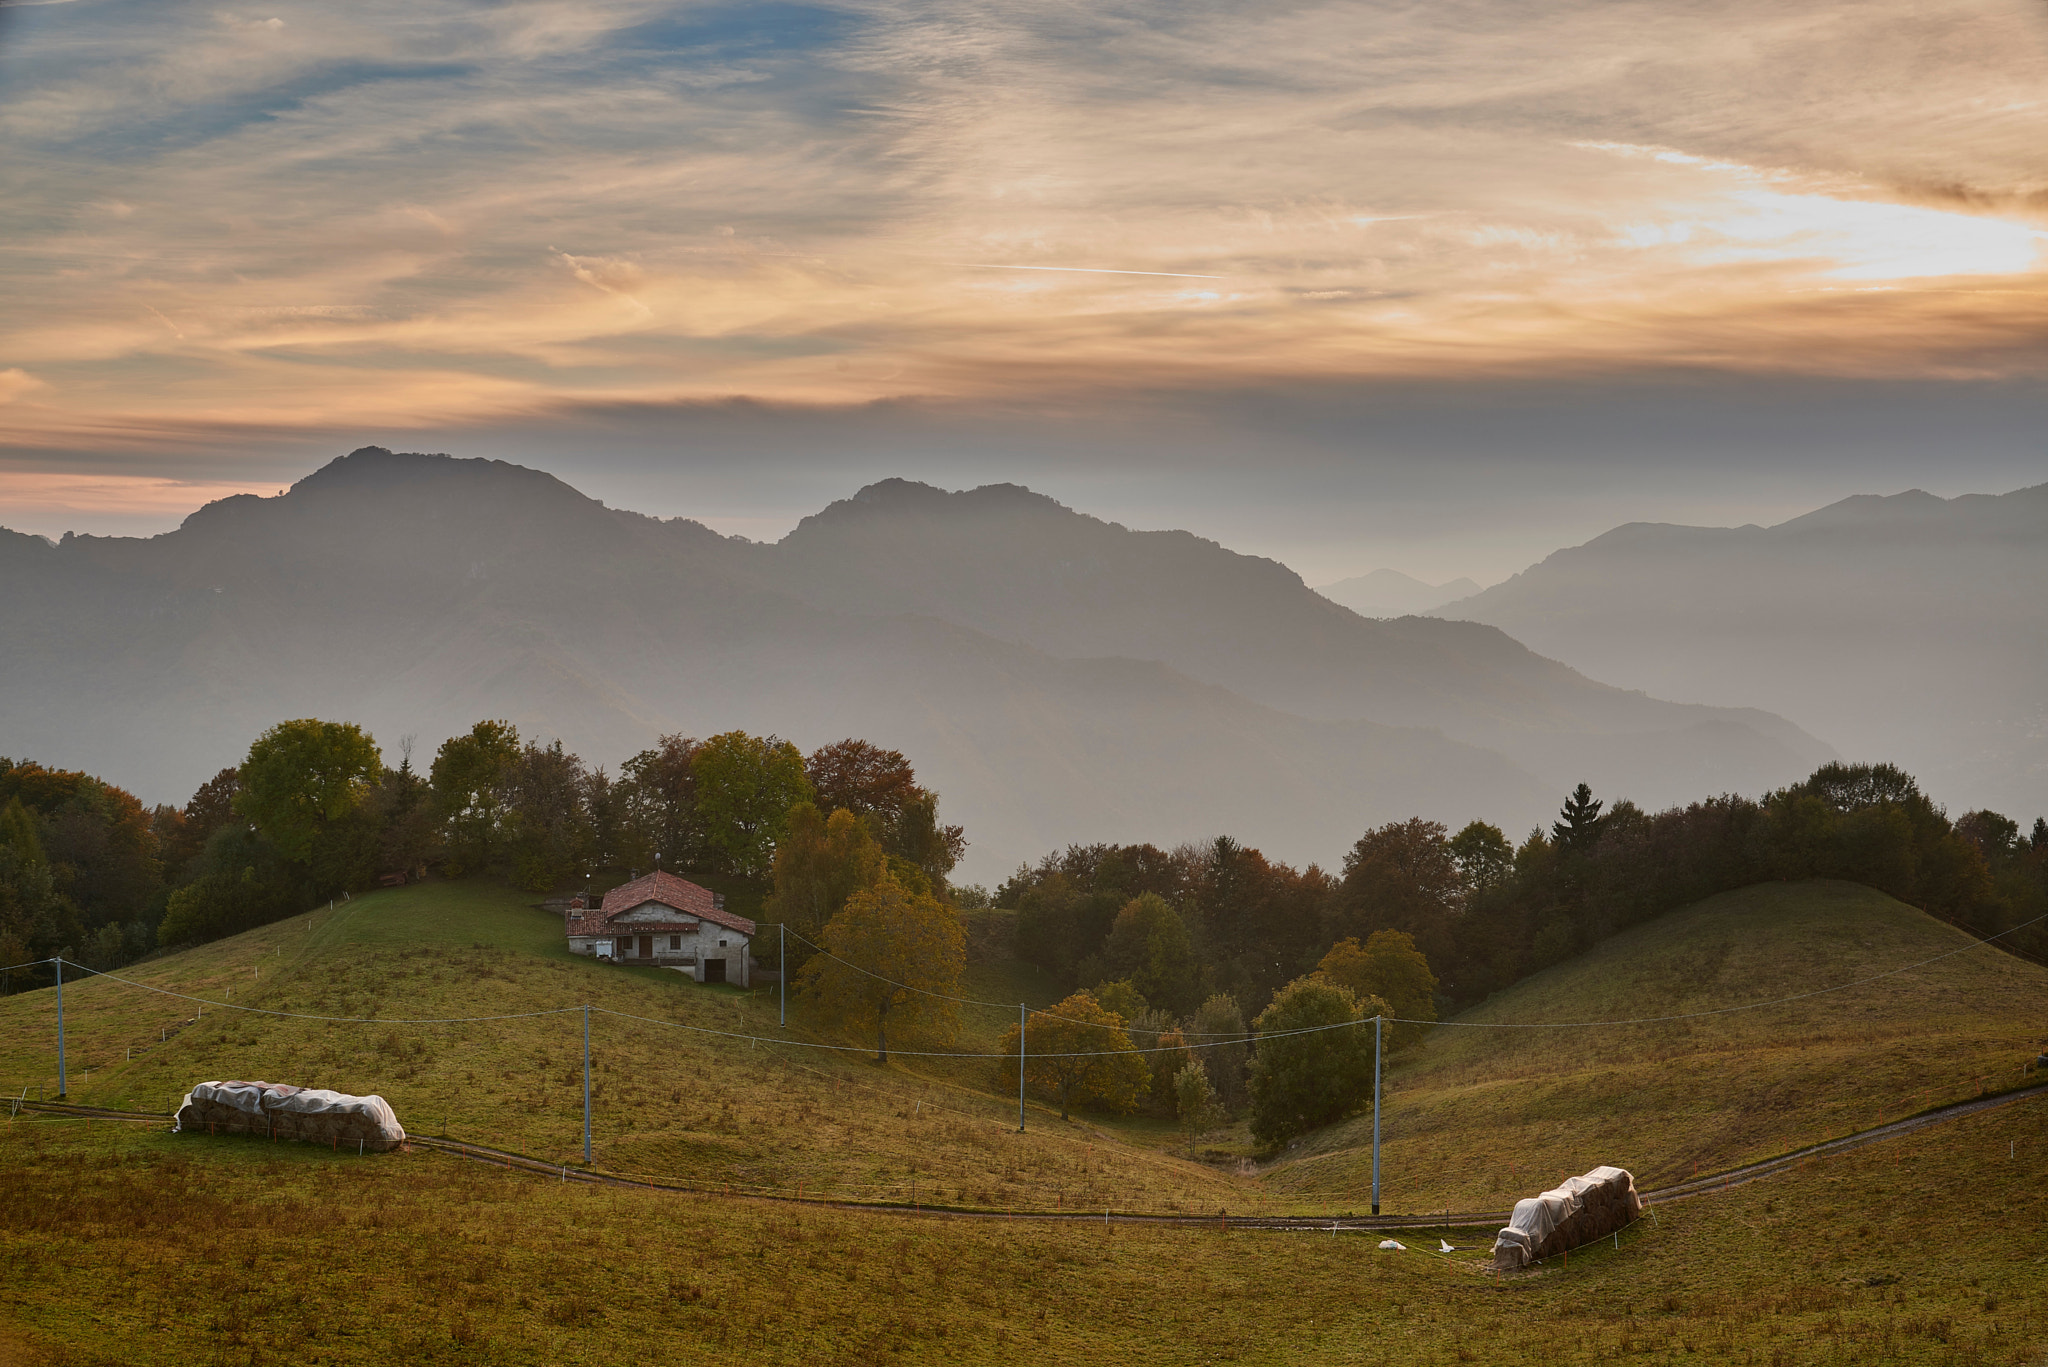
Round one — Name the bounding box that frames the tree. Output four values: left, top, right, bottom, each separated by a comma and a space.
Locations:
505, 740, 593, 892
1449, 820, 1513, 890
1331, 818, 1464, 973
618, 734, 702, 871
798, 873, 963, 1062
1247, 976, 1386, 1148
1317, 930, 1438, 1047
1190, 993, 1250, 1115
234, 719, 382, 866
996, 990, 1149, 1120
692, 731, 813, 878
1102, 892, 1203, 1016
430, 720, 521, 874
1175, 1059, 1227, 1135
766, 803, 887, 958
805, 739, 921, 827
1551, 783, 1605, 851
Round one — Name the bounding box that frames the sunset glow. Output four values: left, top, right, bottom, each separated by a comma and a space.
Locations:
2, 0, 2046, 529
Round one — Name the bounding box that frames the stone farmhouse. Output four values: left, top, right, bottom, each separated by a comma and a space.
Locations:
564, 870, 756, 986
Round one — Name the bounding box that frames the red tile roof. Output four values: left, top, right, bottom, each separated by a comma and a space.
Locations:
563, 870, 756, 939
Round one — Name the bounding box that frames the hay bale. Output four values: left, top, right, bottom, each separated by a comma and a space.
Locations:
1489, 1165, 1641, 1269
175, 1080, 405, 1152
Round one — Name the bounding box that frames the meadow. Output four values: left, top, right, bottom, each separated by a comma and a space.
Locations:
0, 1095, 2041, 1366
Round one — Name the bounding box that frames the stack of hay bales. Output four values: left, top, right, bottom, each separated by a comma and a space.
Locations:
174, 1080, 406, 1152
1489, 1165, 1642, 1270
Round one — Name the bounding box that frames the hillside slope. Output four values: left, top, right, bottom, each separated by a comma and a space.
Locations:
1263, 880, 2048, 1213
1432, 483, 2048, 819
0, 879, 1248, 1214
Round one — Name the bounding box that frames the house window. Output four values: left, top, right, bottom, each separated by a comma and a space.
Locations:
669, 935, 682, 950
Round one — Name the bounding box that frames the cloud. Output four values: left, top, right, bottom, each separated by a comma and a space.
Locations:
0, 369, 46, 403
0, 0, 2043, 464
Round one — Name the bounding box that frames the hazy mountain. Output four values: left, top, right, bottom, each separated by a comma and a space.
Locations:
1313, 568, 1481, 618
1432, 485, 2048, 822
0, 450, 1830, 879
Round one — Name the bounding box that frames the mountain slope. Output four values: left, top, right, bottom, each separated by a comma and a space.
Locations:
1312, 568, 1479, 617
1432, 484, 2048, 818
736, 478, 1830, 809
1, 449, 1828, 876
0, 450, 1551, 877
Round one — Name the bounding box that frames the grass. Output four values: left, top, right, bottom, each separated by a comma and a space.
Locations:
0, 1093, 2042, 1365
1, 878, 2039, 1223
0, 881, 1245, 1216
1261, 881, 2048, 1213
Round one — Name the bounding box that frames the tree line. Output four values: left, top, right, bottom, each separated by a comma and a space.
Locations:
0, 722, 966, 980
978, 762, 2047, 1143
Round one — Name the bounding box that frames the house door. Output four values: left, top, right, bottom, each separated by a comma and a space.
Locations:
704, 957, 726, 984
637, 935, 653, 959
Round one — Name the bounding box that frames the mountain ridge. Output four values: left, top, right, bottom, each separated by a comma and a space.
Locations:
0, 447, 1834, 878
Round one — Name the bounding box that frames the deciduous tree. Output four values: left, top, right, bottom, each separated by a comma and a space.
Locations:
1317, 930, 1437, 1047
798, 872, 962, 1062
1247, 976, 1386, 1148
234, 720, 381, 866
996, 989, 1148, 1120
693, 731, 813, 879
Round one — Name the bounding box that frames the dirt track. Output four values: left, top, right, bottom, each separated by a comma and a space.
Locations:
15, 1080, 2044, 1233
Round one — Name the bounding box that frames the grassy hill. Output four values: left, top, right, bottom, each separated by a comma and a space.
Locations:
1, 1074, 2041, 1364
0, 881, 1242, 1216
2, 877, 2039, 1224
1263, 880, 2048, 1213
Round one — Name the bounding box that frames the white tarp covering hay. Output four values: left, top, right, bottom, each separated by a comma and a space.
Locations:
174, 1080, 405, 1152
1490, 1165, 1642, 1269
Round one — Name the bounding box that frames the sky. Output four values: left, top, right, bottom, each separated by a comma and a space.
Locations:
2, 0, 2045, 583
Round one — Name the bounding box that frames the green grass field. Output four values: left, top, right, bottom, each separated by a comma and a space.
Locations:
2, 876, 2046, 1364
0, 882, 1245, 1215
0, 1094, 2041, 1365
1263, 881, 2048, 1213
2, 878, 2040, 1221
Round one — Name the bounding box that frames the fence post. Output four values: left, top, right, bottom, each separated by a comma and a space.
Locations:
582, 1005, 592, 1164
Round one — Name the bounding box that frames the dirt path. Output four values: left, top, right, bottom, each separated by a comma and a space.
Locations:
16, 1080, 2045, 1233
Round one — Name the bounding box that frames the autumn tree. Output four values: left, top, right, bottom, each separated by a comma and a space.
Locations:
235, 719, 382, 866
1448, 820, 1513, 890
1316, 929, 1438, 1047
798, 872, 962, 1062
1330, 817, 1464, 976
766, 803, 887, 960
693, 731, 813, 878
1247, 976, 1387, 1148
1174, 1059, 1226, 1135
505, 739, 594, 892
996, 989, 1149, 1120
805, 739, 964, 894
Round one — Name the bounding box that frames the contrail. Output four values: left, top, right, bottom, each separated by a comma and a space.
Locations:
963, 264, 1226, 279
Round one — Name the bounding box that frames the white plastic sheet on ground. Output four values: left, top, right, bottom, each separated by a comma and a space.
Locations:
1489, 1165, 1641, 1270
174, 1080, 406, 1152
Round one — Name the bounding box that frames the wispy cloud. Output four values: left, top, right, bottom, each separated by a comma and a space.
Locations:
1, 0, 2044, 487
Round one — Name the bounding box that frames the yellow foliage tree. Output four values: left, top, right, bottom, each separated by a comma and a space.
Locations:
1316, 929, 1438, 1046
996, 990, 1149, 1120
798, 872, 963, 1063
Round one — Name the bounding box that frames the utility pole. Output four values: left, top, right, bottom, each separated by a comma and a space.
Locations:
1371, 1014, 1382, 1216
582, 1005, 592, 1164
779, 924, 786, 1028
1017, 1003, 1027, 1132
55, 958, 66, 1099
